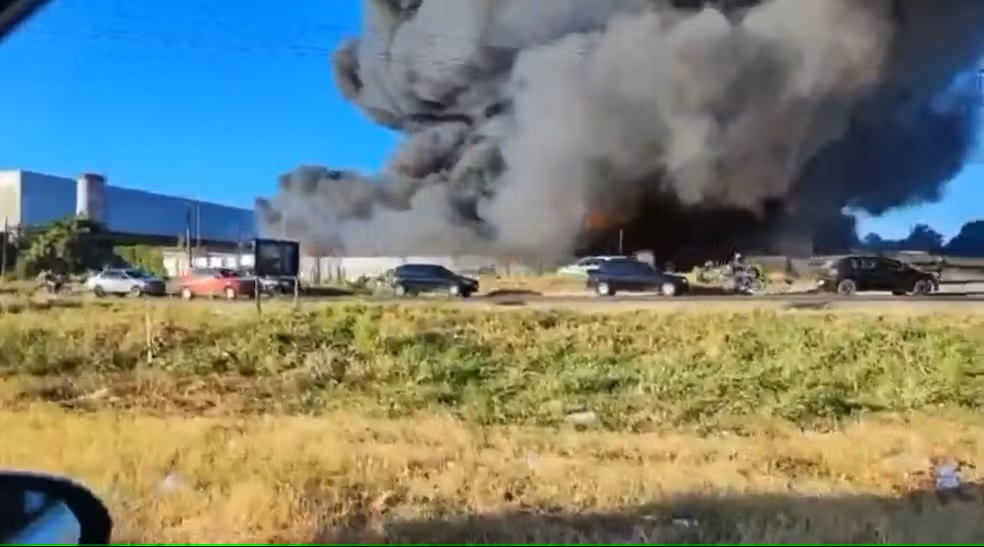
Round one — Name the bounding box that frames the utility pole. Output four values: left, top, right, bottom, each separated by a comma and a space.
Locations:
618, 229, 625, 256
236, 228, 242, 270
1, 216, 7, 277
195, 202, 201, 250
185, 202, 193, 271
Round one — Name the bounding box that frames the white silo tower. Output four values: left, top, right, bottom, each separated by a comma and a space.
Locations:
75, 173, 107, 224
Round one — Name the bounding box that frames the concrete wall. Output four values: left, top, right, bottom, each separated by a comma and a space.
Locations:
161, 249, 254, 277
160, 251, 508, 283
300, 255, 521, 284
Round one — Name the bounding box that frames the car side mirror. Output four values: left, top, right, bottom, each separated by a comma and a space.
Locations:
0, 472, 112, 545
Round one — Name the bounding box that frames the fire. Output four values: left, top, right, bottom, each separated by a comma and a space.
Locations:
583, 210, 625, 232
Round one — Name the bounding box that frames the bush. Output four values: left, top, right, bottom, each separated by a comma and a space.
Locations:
113, 245, 166, 277
1, 304, 981, 430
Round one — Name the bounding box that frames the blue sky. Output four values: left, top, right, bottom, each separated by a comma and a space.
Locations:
0, 0, 397, 206
0, 0, 980, 241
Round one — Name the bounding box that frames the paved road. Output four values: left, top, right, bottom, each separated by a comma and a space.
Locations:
455, 292, 984, 313
280, 290, 984, 310
152, 288, 984, 315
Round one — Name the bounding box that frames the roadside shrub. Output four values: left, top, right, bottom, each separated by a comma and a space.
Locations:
0, 304, 981, 430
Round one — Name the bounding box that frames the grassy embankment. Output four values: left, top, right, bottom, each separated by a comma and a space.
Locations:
1, 303, 983, 543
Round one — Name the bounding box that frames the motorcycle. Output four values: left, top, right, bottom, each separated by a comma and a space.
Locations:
732, 268, 765, 295
699, 261, 766, 295
35, 274, 67, 296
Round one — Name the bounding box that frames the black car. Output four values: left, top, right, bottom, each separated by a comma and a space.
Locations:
816, 255, 939, 296
386, 264, 479, 298
239, 268, 298, 295
264, 275, 299, 295
586, 258, 690, 297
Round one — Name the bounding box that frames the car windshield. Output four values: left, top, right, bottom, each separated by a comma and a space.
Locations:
400, 265, 450, 277
606, 260, 652, 273
123, 269, 150, 278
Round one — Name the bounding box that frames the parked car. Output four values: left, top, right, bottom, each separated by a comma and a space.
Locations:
177, 268, 257, 300
557, 256, 629, 277
86, 268, 167, 297
816, 255, 939, 296
383, 264, 479, 298
238, 268, 298, 295
586, 258, 690, 297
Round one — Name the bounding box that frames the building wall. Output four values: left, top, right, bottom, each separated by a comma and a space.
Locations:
0, 171, 23, 226
0, 170, 256, 243
300, 255, 510, 283
104, 186, 255, 242
20, 171, 76, 226
161, 249, 254, 277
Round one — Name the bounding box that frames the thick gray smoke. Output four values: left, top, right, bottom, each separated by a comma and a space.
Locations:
256, 0, 984, 260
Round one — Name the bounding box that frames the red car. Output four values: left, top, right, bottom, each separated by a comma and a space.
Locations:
177, 268, 256, 300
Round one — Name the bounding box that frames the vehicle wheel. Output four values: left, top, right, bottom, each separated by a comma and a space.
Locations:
180, 287, 194, 301
394, 284, 408, 297
448, 284, 461, 297
660, 282, 677, 297
460, 289, 473, 299
595, 282, 614, 297
93, 286, 105, 298
912, 279, 934, 296
836, 279, 857, 296
224, 286, 238, 300
129, 286, 143, 298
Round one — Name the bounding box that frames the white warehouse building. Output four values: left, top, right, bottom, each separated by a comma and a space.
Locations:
0, 169, 256, 243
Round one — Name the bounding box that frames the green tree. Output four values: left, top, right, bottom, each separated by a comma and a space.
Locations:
901, 224, 945, 252
20, 216, 113, 276
113, 245, 166, 277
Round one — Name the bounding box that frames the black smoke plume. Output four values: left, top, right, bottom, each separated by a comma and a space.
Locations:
256, 0, 984, 263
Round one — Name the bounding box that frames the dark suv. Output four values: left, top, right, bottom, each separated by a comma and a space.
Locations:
586, 258, 690, 297
816, 255, 939, 296
385, 264, 479, 298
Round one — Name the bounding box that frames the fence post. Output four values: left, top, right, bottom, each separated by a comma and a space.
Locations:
144, 306, 153, 366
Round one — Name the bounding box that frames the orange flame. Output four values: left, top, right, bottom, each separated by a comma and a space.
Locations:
583, 210, 625, 232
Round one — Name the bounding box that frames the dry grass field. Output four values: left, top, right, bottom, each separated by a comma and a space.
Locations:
477, 273, 589, 295
1, 301, 983, 543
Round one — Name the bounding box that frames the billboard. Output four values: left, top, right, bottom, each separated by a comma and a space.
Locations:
253, 238, 300, 277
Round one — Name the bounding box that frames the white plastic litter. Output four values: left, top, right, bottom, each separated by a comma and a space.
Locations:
934, 460, 961, 491
160, 472, 186, 493
565, 410, 598, 427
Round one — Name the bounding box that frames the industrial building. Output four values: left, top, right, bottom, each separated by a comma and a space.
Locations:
0, 169, 256, 245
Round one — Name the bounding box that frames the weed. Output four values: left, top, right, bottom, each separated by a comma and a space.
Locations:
0, 304, 980, 430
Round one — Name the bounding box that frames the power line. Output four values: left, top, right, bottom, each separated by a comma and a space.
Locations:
18, 1, 984, 81
16, 8, 597, 69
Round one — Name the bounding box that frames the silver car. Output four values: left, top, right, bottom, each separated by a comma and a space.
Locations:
86, 268, 167, 297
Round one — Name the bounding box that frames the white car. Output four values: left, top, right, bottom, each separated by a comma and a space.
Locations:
557, 256, 628, 277
85, 268, 167, 297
